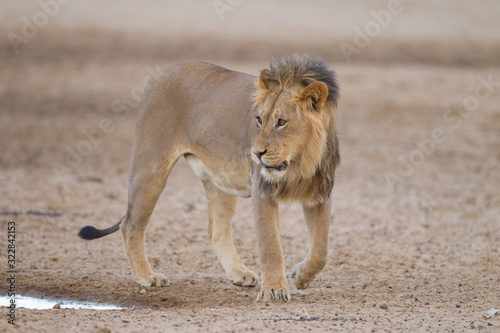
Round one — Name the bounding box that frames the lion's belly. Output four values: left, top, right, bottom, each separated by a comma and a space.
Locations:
185, 154, 252, 198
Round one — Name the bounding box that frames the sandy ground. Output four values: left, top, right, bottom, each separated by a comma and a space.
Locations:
1, 0, 500, 332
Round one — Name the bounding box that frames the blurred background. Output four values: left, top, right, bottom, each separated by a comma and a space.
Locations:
1, 0, 499, 173
0, 1, 499, 330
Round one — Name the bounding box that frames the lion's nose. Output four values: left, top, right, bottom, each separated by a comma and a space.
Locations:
253, 149, 267, 161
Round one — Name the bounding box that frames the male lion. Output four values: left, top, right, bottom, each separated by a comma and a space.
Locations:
79, 54, 340, 302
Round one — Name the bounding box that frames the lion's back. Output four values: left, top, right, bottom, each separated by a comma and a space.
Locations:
134, 61, 257, 167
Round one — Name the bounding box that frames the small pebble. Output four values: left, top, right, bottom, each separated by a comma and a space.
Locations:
379, 304, 388, 310
53, 304, 61, 309
299, 307, 311, 319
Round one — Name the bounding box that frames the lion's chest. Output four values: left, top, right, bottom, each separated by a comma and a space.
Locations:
185, 154, 252, 198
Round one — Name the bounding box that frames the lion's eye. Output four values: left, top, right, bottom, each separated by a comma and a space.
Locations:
276, 119, 287, 128
256, 116, 263, 126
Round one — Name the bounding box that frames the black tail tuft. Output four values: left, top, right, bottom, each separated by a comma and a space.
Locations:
78, 225, 102, 240
78, 217, 123, 240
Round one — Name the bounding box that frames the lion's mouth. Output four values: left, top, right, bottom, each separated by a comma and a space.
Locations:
263, 161, 288, 171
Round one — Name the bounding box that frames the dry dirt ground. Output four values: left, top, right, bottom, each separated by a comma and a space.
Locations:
1, 1, 500, 332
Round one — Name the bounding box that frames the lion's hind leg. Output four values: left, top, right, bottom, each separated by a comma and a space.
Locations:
121, 154, 181, 287
202, 180, 258, 287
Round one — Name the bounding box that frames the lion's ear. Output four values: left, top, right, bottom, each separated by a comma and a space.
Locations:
258, 69, 279, 91
254, 69, 280, 105
298, 82, 329, 111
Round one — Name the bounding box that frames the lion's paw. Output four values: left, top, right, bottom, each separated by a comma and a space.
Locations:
256, 287, 291, 302
290, 263, 314, 290
136, 272, 170, 287
229, 269, 258, 287
255, 277, 291, 302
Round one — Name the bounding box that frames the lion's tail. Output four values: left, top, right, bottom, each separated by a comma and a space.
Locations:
78, 216, 124, 240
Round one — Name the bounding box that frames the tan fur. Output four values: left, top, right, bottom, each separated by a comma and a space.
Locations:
115, 54, 339, 302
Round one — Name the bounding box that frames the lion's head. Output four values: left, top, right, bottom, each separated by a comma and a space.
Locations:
251, 54, 340, 206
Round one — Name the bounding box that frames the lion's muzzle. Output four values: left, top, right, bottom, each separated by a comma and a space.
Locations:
252, 149, 288, 172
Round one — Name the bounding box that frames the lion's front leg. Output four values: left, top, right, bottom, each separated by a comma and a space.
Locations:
291, 198, 331, 290
252, 182, 290, 302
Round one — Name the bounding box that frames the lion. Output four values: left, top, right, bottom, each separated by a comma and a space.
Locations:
78, 54, 340, 302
